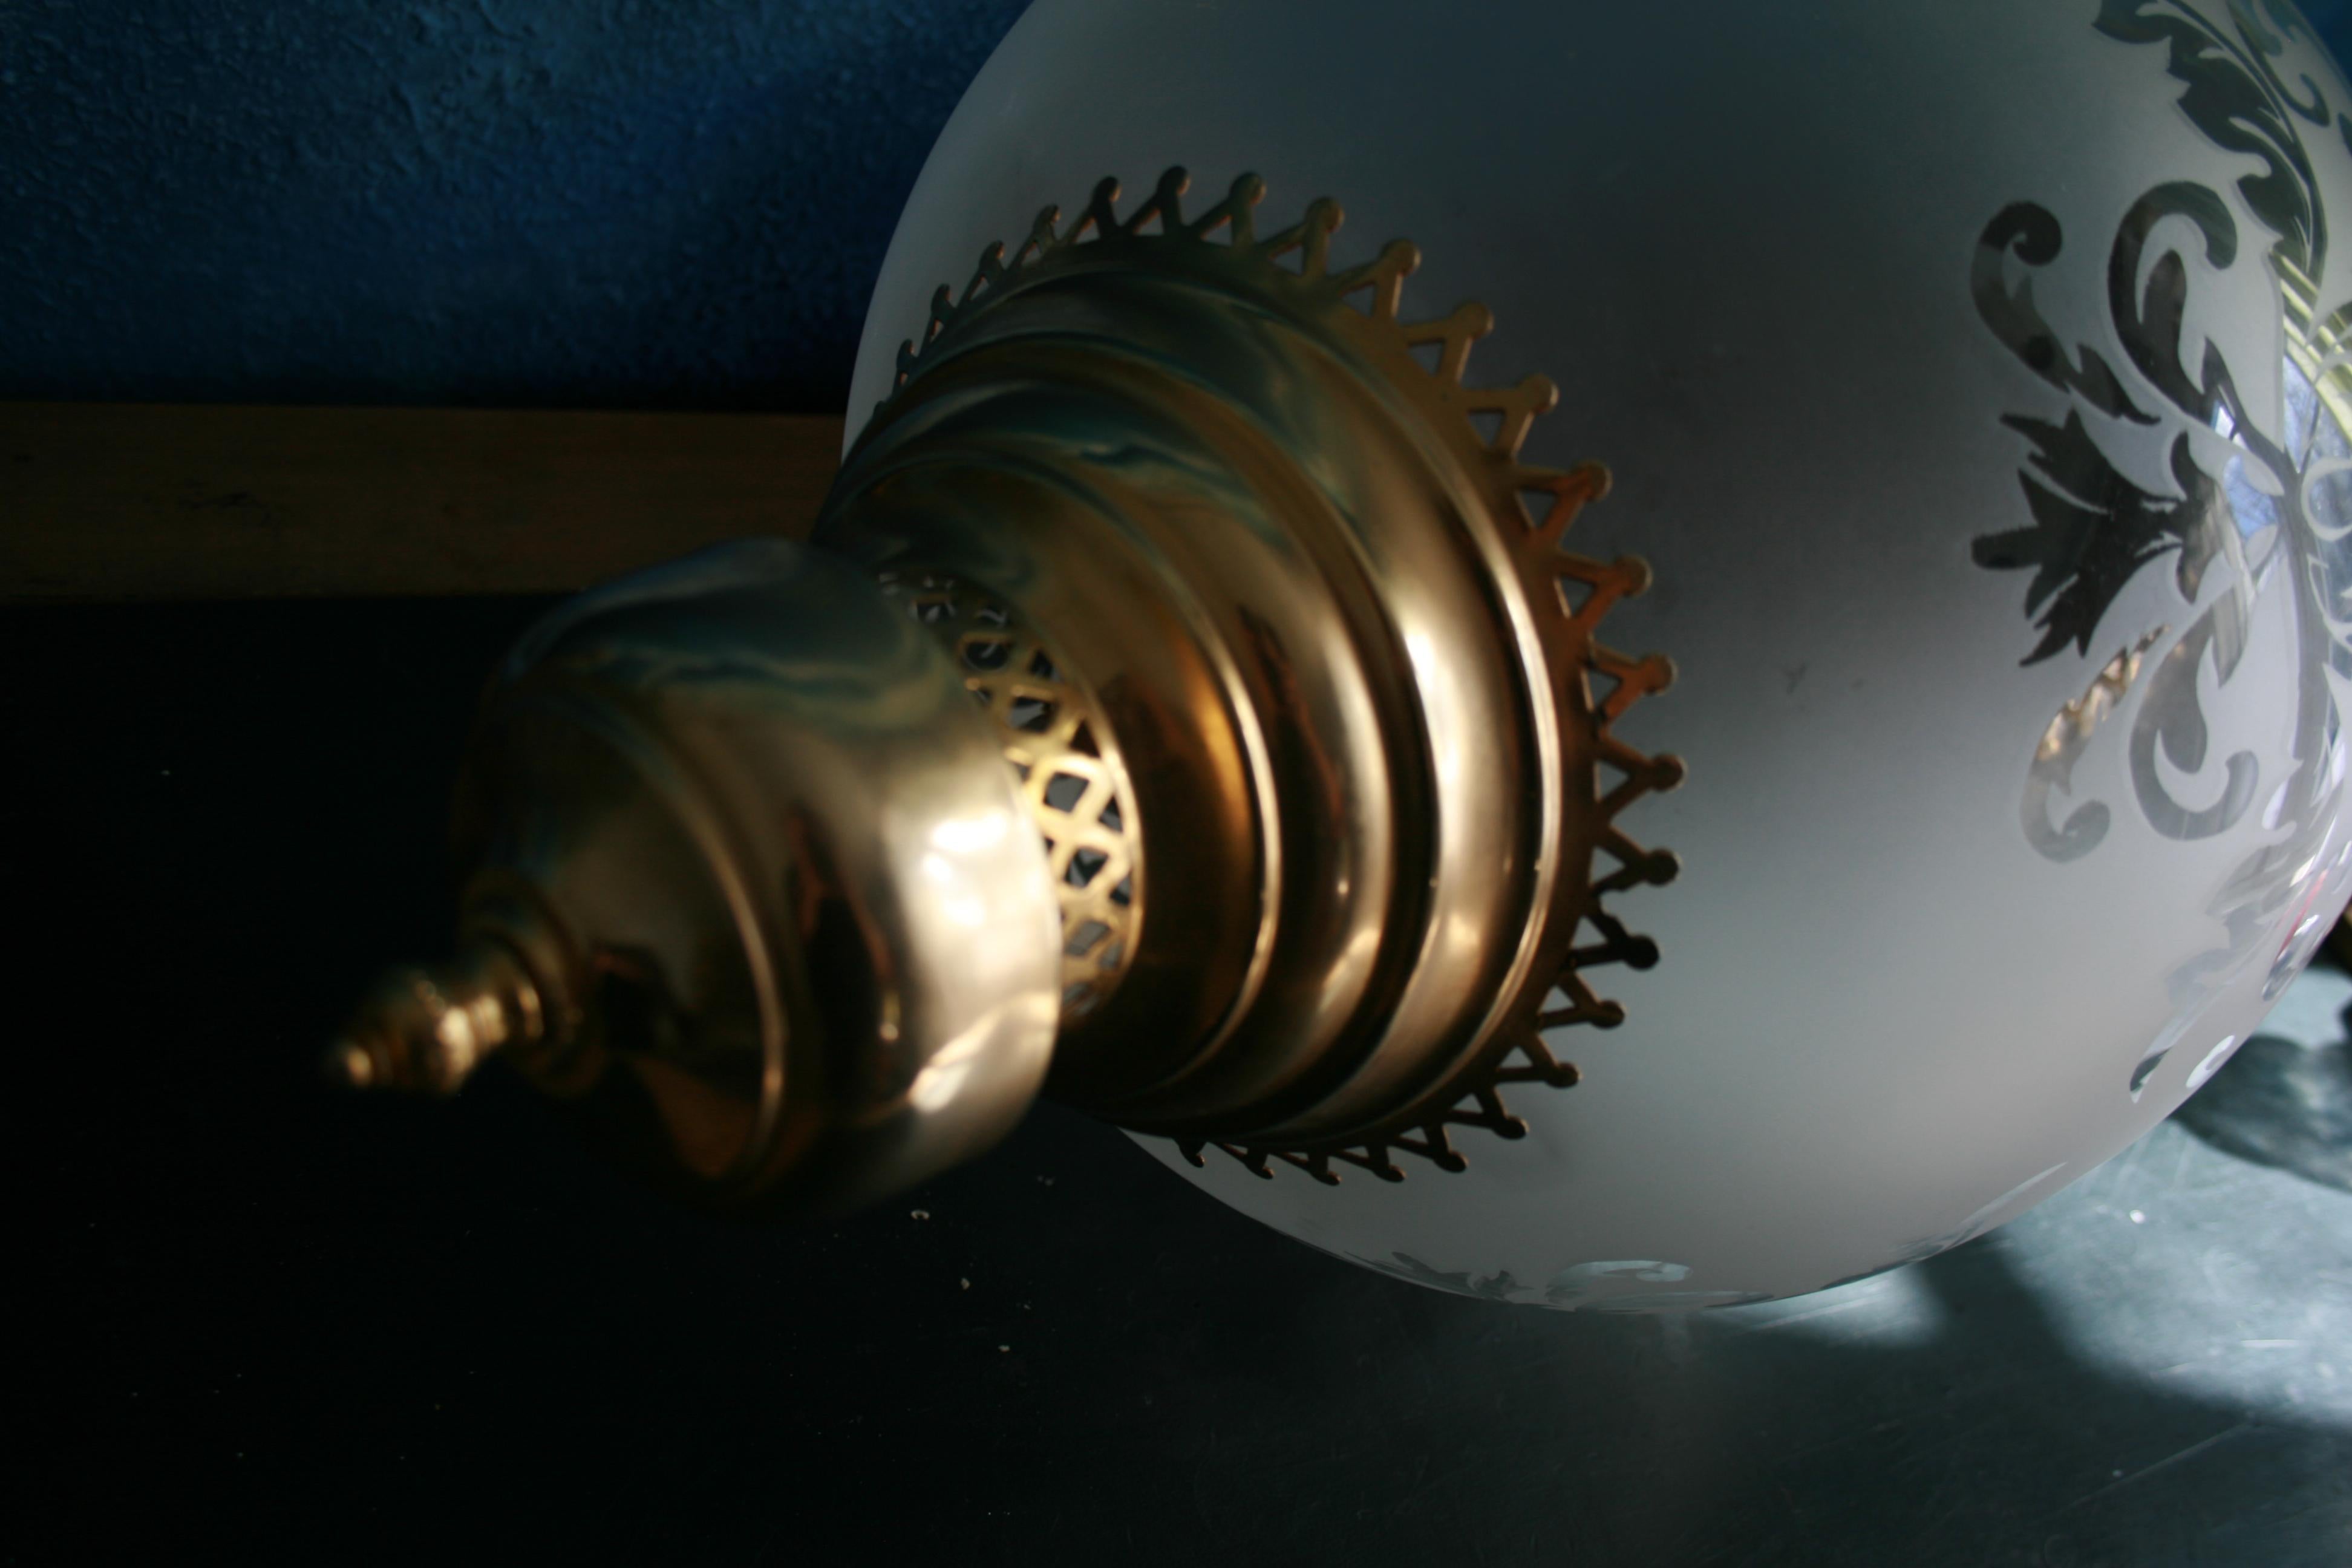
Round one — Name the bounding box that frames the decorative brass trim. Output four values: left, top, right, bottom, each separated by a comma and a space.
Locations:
332, 540, 1066, 1217
335, 169, 1688, 1218
881, 569, 1145, 1020
879, 169, 1684, 1183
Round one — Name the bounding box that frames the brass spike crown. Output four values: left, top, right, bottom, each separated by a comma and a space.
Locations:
334, 168, 1682, 1215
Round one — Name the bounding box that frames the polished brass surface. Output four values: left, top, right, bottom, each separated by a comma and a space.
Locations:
822, 168, 1683, 1177
338, 539, 1061, 1215
339, 168, 1682, 1208
332, 935, 546, 1095
2278, 252, 2352, 441
882, 570, 1145, 1022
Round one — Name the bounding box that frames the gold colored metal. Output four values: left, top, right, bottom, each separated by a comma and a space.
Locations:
881, 570, 1145, 1021
2037, 628, 2166, 768
335, 541, 1062, 1216
823, 167, 1683, 1181
2275, 253, 2352, 439
336, 167, 1682, 1212
330, 935, 546, 1095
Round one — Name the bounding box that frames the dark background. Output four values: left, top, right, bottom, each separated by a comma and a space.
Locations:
7, 4, 2352, 1564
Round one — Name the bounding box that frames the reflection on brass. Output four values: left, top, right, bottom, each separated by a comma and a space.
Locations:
882, 570, 1145, 1021
336, 169, 1682, 1212
1973, 8, 2352, 1030
841, 167, 1683, 1181
330, 933, 546, 1095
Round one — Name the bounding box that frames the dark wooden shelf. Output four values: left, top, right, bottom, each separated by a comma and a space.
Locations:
1, 402, 843, 601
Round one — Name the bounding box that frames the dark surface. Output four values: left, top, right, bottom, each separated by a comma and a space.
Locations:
9, 599, 2351, 1566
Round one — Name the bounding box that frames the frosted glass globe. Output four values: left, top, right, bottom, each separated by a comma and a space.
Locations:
847, 0, 2352, 1304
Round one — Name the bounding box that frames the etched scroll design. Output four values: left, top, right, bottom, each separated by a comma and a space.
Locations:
1975, 0, 2352, 1002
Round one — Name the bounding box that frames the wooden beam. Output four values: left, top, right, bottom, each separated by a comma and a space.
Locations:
0, 402, 844, 601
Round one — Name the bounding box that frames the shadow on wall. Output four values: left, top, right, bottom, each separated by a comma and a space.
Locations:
8, 1, 2352, 414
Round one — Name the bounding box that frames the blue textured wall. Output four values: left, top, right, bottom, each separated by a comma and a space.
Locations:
1, 0, 1028, 411
4, 0, 2350, 413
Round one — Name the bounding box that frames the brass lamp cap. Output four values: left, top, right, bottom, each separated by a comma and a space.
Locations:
336, 169, 1684, 1217
334, 540, 1062, 1217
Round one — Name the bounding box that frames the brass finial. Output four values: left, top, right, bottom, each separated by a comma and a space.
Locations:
327, 938, 546, 1096
330, 539, 1063, 1218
